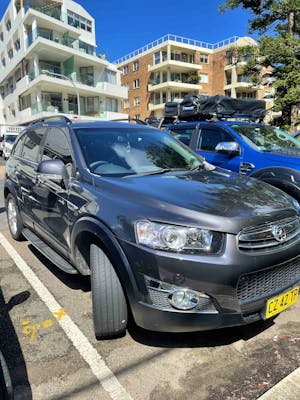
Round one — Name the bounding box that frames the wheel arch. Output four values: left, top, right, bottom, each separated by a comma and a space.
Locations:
71, 217, 139, 303
250, 167, 300, 201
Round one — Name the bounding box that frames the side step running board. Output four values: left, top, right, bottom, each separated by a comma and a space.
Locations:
22, 228, 78, 275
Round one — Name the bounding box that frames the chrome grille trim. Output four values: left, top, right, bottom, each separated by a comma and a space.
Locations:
238, 216, 300, 253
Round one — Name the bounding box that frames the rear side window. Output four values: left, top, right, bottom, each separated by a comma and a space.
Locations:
21, 127, 45, 162
169, 126, 196, 146
198, 128, 233, 151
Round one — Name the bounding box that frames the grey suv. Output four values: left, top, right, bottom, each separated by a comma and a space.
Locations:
4, 117, 300, 338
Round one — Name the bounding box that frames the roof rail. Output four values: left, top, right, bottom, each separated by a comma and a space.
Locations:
26, 115, 73, 126
111, 118, 147, 125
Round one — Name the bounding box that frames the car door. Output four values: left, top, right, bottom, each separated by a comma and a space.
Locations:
30, 126, 75, 255
196, 126, 241, 172
10, 127, 46, 229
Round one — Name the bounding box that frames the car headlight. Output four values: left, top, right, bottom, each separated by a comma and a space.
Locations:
135, 220, 219, 253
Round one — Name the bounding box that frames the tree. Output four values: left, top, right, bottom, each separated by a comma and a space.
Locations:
220, 0, 300, 132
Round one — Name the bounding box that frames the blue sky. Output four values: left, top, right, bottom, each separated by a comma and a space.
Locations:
0, 0, 254, 61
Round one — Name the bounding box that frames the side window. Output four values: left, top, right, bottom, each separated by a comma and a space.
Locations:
42, 127, 73, 177
198, 128, 233, 152
11, 133, 26, 156
21, 127, 45, 162
170, 127, 195, 146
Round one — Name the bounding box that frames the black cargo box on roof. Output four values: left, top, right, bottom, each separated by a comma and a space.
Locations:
164, 102, 179, 117
198, 95, 266, 119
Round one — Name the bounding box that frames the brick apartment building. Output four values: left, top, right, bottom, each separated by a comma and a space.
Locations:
115, 34, 274, 121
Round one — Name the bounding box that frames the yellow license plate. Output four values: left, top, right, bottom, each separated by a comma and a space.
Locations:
265, 286, 299, 319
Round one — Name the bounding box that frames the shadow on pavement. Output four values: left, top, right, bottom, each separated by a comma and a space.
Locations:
0, 288, 32, 399
28, 245, 91, 292
127, 315, 276, 348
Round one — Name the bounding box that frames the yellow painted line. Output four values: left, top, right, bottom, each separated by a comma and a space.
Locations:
0, 232, 133, 400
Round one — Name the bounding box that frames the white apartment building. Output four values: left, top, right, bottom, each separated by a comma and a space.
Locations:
0, 0, 128, 125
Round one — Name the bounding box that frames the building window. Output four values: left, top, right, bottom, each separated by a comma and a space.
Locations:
2, 58, 6, 67
124, 99, 130, 109
123, 65, 128, 75
133, 79, 140, 89
134, 96, 140, 106
154, 51, 160, 65
6, 20, 11, 31
199, 74, 209, 83
124, 82, 129, 89
19, 94, 31, 111
133, 60, 139, 71
14, 39, 21, 51
106, 98, 120, 112
15, 68, 22, 82
134, 114, 140, 120
105, 69, 117, 84
8, 49, 13, 59
67, 10, 92, 33
200, 54, 209, 64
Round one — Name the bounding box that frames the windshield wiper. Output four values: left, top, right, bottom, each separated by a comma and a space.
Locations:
124, 168, 190, 177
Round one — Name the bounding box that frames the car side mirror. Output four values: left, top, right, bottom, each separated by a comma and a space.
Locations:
215, 141, 241, 157
37, 159, 67, 182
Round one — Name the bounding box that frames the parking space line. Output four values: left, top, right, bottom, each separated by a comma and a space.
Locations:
0, 233, 133, 400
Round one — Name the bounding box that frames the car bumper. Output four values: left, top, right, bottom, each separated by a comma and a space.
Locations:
119, 237, 300, 332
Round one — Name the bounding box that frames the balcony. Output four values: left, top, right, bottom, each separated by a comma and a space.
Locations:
148, 58, 201, 72
27, 27, 96, 56
148, 80, 201, 91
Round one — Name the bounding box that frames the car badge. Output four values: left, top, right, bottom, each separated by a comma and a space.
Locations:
272, 225, 287, 242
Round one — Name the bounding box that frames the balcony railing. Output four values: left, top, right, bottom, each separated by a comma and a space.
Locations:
27, 28, 96, 56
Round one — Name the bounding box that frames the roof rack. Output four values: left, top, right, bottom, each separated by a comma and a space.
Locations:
26, 115, 73, 126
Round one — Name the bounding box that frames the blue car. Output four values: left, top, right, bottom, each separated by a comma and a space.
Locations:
166, 120, 300, 201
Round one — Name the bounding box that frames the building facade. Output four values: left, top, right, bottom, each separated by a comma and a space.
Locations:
0, 0, 128, 125
115, 34, 274, 120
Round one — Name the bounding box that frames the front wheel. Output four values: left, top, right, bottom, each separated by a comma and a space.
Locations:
6, 194, 24, 241
90, 244, 128, 339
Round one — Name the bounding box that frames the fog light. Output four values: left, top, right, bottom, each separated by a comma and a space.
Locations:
169, 289, 200, 310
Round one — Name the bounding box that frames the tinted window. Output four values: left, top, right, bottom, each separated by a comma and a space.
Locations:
42, 127, 73, 176
75, 127, 202, 177
169, 126, 196, 146
198, 128, 233, 151
21, 127, 45, 162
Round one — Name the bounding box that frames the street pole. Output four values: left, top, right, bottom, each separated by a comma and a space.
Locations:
42, 69, 81, 117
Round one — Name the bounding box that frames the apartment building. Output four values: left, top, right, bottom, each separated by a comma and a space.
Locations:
0, 0, 128, 125
115, 34, 274, 120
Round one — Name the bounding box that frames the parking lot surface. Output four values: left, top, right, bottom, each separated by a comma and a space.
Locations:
0, 163, 299, 400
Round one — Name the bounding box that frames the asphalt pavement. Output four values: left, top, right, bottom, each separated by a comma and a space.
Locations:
0, 160, 299, 400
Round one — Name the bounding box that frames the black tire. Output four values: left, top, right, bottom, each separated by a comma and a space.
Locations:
6, 194, 24, 241
90, 244, 128, 338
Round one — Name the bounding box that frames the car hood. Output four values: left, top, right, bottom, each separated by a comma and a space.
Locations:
93, 168, 296, 234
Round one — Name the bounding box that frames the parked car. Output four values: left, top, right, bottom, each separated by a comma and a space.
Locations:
4, 117, 300, 338
2, 133, 19, 160
166, 121, 300, 201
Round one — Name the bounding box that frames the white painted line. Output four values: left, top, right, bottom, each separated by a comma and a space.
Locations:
0, 233, 133, 400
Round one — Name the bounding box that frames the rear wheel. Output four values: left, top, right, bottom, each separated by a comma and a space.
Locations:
6, 194, 23, 241
90, 244, 128, 338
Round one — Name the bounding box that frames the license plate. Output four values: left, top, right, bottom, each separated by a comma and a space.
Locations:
265, 286, 299, 319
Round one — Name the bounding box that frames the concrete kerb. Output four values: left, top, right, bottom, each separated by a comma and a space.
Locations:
257, 367, 300, 400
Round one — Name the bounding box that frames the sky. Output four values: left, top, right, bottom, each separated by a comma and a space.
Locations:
0, 0, 255, 62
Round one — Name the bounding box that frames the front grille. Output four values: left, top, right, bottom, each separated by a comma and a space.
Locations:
237, 256, 300, 304
238, 216, 300, 253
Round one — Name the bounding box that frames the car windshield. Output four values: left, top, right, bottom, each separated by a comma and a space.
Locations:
75, 127, 203, 177
229, 124, 300, 152
4, 134, 18, 143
